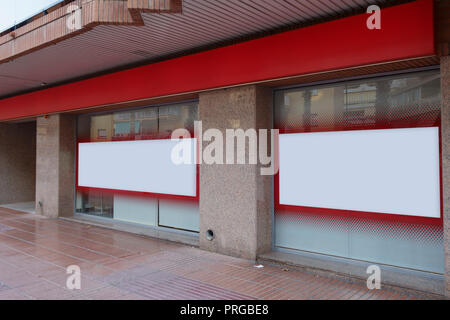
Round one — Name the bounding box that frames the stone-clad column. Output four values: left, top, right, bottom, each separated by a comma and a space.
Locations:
0, 122, 36, 205
36, 114, 76, 218
442, 56, 450, 297
198, 85, 273, 260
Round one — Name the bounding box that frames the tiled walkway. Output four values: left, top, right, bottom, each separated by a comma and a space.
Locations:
0, 207, 430, 300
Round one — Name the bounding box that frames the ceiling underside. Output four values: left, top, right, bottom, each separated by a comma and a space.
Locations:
0, 0, 393, 98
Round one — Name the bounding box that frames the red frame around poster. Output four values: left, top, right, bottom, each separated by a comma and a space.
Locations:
75, 136, 200, 203
274, 124, 443, 226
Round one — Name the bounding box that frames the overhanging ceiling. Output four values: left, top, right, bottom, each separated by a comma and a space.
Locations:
0, 0, 394, 98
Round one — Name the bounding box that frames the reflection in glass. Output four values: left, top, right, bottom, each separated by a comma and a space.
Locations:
75, 190, 113, 218
275, 70, 441, 132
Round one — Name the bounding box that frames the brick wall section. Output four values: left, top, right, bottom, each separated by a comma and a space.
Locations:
0, 122, 36, 205
0, 0, 182, 64
442, 56, 450, 297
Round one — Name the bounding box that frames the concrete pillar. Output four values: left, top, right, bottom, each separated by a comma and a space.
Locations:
198, 85, 273, 260
0, 122, 36, 205
36, 114, 76, 218
442, 56, 450, 297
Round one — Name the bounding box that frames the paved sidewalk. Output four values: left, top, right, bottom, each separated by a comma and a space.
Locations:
0, 207, 431, 300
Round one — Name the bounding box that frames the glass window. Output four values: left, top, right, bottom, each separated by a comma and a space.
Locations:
275, 84, 346, 132
76, 101, 199, 231
158, 102, 197, 137
274, 70, 443, 273
79, 102, 198, 141
75, 190, 113, 218
275, 70, 441, 132
136, 108, 158, 138
91, 114, 114, 141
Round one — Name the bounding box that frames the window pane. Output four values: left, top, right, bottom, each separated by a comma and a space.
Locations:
114, 194, 158, 226
275, 70, 441, 132
275, 84, 346, 132
90, 114, 114, 141
159, 103, 197, 137
274, 70, 443, 273
76, 102, 199, 229
113, 111, 132, 139
345, 71, 440, 128
76, 190, 113, 218
136, 108, 158, 138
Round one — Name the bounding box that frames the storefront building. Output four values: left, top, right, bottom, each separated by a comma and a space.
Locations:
0, 0, 449, 296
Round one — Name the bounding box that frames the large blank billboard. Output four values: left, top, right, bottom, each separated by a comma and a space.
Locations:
279, 127, 440, 218
78, 139, 197, 197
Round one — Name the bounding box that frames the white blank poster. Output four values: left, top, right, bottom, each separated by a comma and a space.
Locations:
78, 139, 197, 197
279, 127, 440, 218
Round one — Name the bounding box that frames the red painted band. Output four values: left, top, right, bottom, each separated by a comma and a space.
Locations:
0, 0, 435, 121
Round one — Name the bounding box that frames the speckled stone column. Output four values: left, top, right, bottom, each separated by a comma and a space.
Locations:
442, 56, 450, 297
36, 114, 76, 218
198, 85, 273, 260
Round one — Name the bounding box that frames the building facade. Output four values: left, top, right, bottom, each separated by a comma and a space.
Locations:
0, 0, 449, 296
